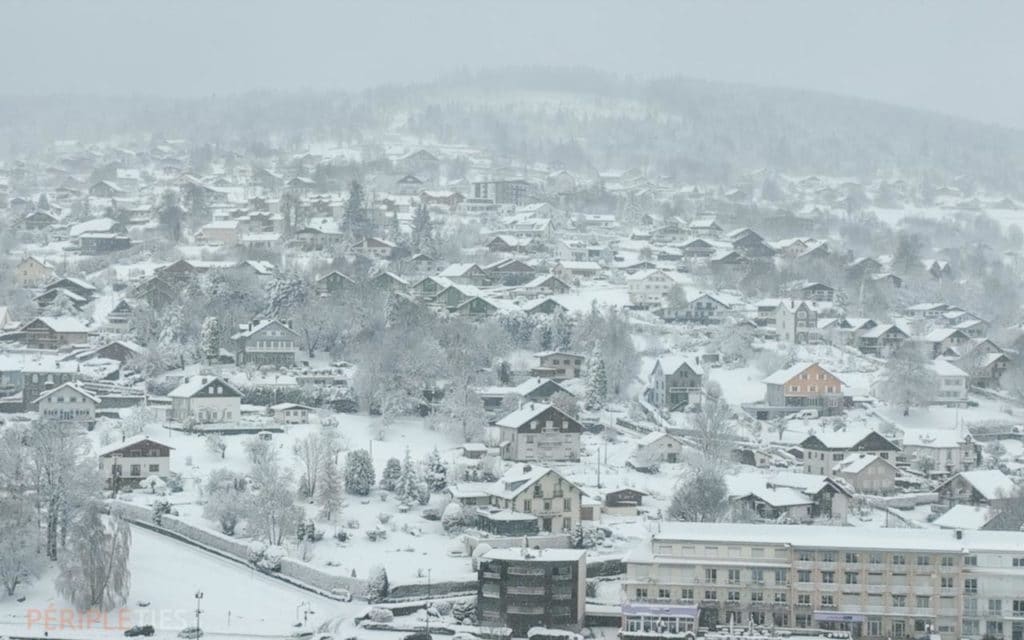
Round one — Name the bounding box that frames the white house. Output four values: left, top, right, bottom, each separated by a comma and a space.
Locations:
35, 382, 98, 425
168, 376, 242, 424
625, 269, 685, 307
930, 359, 969, 405
98, 435, 173, 489
269, 402, 314, 425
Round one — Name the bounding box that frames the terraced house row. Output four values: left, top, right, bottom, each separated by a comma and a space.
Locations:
622, 523, 1024, 640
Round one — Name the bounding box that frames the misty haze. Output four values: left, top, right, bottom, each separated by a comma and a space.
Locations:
0, 3, 1023, 640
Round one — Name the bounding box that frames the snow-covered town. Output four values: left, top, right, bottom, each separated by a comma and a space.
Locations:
2, 4, 1024, 640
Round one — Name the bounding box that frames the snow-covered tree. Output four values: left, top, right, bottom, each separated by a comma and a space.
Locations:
316, 454, 344, 521
366, 564, 389, 603
585, 345, 608, 410
203, 469, 245, 535
380, 457, 402, 492
205, 433, 227, 459
433, 382, 487, 442
200, 316, 220, 364
0, 497, 44, 596
344, 449, 375, 495
395, 447, 421, 506
56, 503, 131, 611
293, 432, 325, 498
441, 501, 465, 533
423, 447, 448, 493
343, 180, 372, 240
410, 204, 433, 253
877, 342, 938, 415
690, 397, 736, 462
244, 457, 302, 545
668, 464, 729, 523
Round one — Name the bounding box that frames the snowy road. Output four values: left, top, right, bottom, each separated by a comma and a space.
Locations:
0, 524, 361, 640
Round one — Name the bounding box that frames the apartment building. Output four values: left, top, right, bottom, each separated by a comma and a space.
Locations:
623, 523, 1024, 640
476, 547, 586, 635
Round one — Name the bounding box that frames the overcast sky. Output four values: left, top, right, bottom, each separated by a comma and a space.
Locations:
2, 0, 1022, 129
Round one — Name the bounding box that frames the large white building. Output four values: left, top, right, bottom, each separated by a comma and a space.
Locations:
622, 522, 1024, 640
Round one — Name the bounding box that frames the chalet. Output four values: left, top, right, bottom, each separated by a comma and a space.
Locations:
552, 261, 602, 282
438, 263, 488, 286
78, 340, 144, 365
293, 224, 344, 250
168, 376, 242, 424
354, 237, 395, 260
967, 351, 1010, 388
105, 300, 134, 331
798, 429, 900, 476
45, 277, 97, 302
904, 302, 953, 321
397, 150, 441, 175
35, 382, 99, 426
870, 272, 903, 289
679, 237, 718, 258
196, 220, 240, 246
602, 488, 648, 516
155, 259, 205, 285
936, 469, 1017, 508
668, 292, 732, 324
512, 377, 574, 403
14, 256, 55, 288
648, 354, 705, 411
17, 317, 90, 349
763, 362, 845, 417
775, 299, 824, 344
131, 276, 178, 309
98, 435, 173, 489
285, 176, 316, 193
929, 359, 969, 405
315, 271, 356, 296
22, 210, 60, 231
726, 471, 853, 523
520, 274, 571, 296
833, 453, 898, 494
450, 464, 584, 534
420, 190, 463, 209
34, 287, 89, 311
486, 235, 532, 254
89, 180, 125, 198
846, 256, 883, 280
730, 230, 776, 258
689, 217, 723, 238
269, 402, 314, 425
788, 281, 835, 303
369, 271, 409, 292
856, 323, 910, 357
410, 276, 452, 300
531, 351, 585, 380
709, 250, 748, 275
630, 431, 689, 469
923, 328, 972, 358
495, 403, 582, 462
484, 258, 535, 285
522, 297, 568, 315
394, 174, 424, 195
432, 283, 484, 310
900, 430, 979, 476
232, 319, 298, 367
626, 269, 685, 307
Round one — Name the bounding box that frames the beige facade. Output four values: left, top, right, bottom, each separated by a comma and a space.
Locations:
624, 523, 1024, 640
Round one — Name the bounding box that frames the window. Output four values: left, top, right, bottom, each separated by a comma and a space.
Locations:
892, 595, 906, 608
797, 570, 811, 583
774, 592, 787, 603
1013, 600, 1024, 615
751, 568, 764, 583
965, 578, 977, 594
798, 594, 811, 605
658, 588, 671, 600
704, 590, 717, 601
635, 588, 648, 599
869, 553, 883, 565
563, 498, 571, 511
821, 571, 835, 584
988, 599, 1002, 614
916, 596, 930, 609
915, 555, 931, 567
820, 594, 834, 606
727, 591, 740, 602
940, 556, 955, 567
892, 554, 905, 566
751, 591, 764, 602
940, 577, 954, 589
148, 464, 159, 473
798, 550, 814, 562
845, 572, 859, 585
1013, 558, 1024, 567
845, 552, 859, 563
775, 569, 787, 585
728, 569, 740, 584
821, 551, 837, 563
705, 569, 717, 583
544, 501, 552, 511
523, 500, 532, 512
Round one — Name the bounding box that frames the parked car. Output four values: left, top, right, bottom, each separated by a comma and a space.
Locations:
178, 627, 203, 639
124, 625, 155, 637
404, 633, 433, 640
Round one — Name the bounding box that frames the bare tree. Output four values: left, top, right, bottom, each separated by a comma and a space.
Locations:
56, 503, 131, 611
690, 397, 736, 462
668, 464, 729, 522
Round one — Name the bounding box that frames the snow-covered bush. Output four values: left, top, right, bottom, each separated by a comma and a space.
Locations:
366, 565, 389, 603
441, 502, 465, 534
368, 607, 394, 623
451, 598, 476, 623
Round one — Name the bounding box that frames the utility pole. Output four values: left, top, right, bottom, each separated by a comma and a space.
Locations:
425, 569, 432, 634
194, 590, 204, 635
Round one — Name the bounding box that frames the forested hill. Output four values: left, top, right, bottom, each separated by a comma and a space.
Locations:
2, 67, 1023, 192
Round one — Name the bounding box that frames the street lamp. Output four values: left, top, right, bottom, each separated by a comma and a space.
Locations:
194, 590, 204, 635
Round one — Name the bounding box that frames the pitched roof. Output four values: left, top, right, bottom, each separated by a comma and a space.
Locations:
97, 434, 173, 457
943, 470, 1017, 501
653, 354, 704, 378
168, 376, 241, 399
762, 362, 840, 386
35, 382, 99, 405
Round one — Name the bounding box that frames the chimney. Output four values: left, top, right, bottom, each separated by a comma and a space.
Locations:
523, 464, 532, 473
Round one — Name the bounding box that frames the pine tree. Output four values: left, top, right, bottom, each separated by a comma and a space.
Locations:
380, 457, 402, 492
424, 447, 448, 493
343, 180, 371, 240
395, 447, 421, 505
344, 449, 375, 496
585, 345, 608, 410
316, 454, 344, 521
366, 565, 389, 603
410, 204, 433, 253
200, 316, 220, 364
